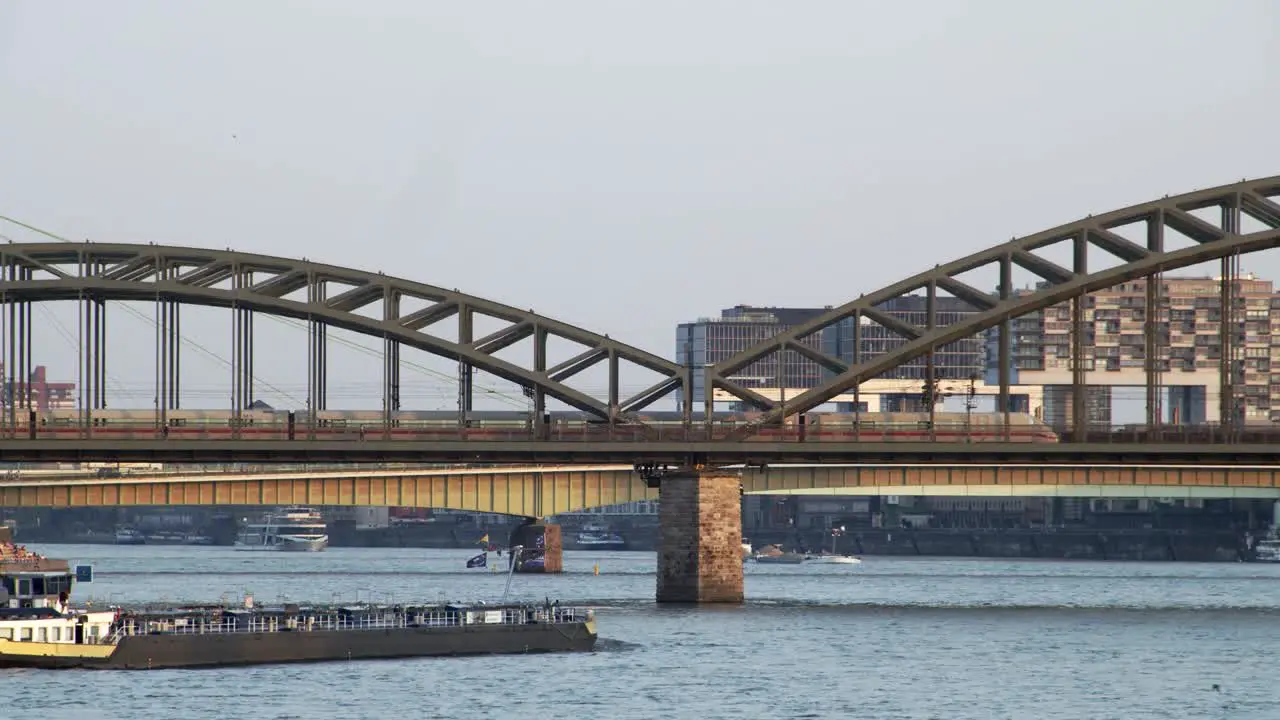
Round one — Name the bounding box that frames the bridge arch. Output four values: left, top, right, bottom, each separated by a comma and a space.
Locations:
0, 244, 689, 420
709, 175, 1280, 431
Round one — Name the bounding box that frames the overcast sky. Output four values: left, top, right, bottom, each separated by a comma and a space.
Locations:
1, 1, 1278, 413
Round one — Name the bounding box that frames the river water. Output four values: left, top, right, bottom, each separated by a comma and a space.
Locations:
5, 545, 1278, 719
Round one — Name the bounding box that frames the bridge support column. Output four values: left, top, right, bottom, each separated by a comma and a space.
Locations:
657, 469, 743, 604
509, 521, 562, 574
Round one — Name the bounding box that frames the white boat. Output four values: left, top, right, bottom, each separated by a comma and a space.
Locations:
1254, 538, 1280, 562
574, 523, 627, 551
113, 527, 146, 545
741, 539, 752, 561
804, 525, 861, 564
235, 506, 328, 552
806, 554, 862, 565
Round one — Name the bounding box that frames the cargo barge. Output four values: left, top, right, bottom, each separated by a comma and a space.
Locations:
0, 533, 596, 669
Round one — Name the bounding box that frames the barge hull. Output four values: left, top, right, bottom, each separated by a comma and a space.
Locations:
0, 621, 596, 670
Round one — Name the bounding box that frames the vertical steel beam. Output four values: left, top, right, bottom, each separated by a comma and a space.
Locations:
77, 254, 85, 436
383, 287, 400, 439
1071, 232, 1088, 441
1219, 199, 1241, 432
0, 254, 8, 438
926, 280, 937, 438
775, 342, 785, 425
680, 366, 693, 428
533, 325, 547, 433
702, 367, 715, 431
607, 348, 619, 426
166, 290, 181, 411
457, 305, 473, 430
243, 304, 254, 409
1144, 210, 1165, 429
306, 273, 326, 436
19, 266, 30, 420
852, 310, 862, 441
94, 293, 105, 410
230, 264, 243, 439
154, 261, 165, 434
998, 254, 1012, 440
21, 267, 30, 417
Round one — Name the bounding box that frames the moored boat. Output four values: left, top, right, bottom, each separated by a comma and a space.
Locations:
1253, 537, 1280, 562
0, 533, 597, 669
235, 506, 328, 552
805, 554, 862, 565
113, 527, 146, 545
573, 523, 627, 551
751, 544, 806, 564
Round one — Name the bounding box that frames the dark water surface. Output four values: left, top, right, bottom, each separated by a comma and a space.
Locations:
6, 545, 1278, 719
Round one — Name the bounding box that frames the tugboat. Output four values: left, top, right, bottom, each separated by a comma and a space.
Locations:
0, 532, 597, 669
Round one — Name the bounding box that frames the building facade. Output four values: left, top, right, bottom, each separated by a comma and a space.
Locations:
984, 274, 1280, 425
1, 365, 75, 410
675, 306, 829, 406
676, 300, 987, 410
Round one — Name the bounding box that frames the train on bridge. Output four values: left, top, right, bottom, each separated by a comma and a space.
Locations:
1, 409, 1060, 443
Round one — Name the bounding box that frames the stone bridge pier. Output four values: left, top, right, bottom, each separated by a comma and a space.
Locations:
655, 468, 744, 604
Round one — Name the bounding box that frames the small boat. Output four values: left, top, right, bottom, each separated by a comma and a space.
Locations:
805, 554, 862, 565
113, 527, 145, 545
1253, 537, 1280, 562
804, 525, 862, 564
0, 532, 597, 670
741, 539, 753, 561
751, 544, 806, 564
574, 523, 627, 551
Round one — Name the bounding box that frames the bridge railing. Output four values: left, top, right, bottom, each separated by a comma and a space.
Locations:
0, 418, 1274, 445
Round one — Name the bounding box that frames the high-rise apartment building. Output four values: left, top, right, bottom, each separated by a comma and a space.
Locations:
680, 275, 1280, 422
675, 306, 829, 406
984, 274, 1279, 424
820, 296, 985, 381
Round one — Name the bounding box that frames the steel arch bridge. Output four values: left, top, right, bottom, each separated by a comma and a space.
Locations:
707, 174, 1280, 437
0, 174, 1278, 463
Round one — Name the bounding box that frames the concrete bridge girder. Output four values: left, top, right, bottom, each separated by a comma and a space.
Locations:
2, 463, 1280, 510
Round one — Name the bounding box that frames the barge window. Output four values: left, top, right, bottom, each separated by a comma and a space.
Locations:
43, 575, 72, 596
0, 628, 10, 640
19, 627, 32, 641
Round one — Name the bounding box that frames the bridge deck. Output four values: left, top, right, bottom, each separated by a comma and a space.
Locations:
0, 439, 1278, 464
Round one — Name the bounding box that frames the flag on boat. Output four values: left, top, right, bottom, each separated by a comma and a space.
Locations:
477, 534, 489, 545
466, 552, 487, 569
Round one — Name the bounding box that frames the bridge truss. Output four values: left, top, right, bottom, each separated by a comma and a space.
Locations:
0, 244, 690, 430
1, 175, 1279, 461
709, 175, 1280, 439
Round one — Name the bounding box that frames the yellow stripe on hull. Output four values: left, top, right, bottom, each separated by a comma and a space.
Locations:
0, 638, 117, 659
